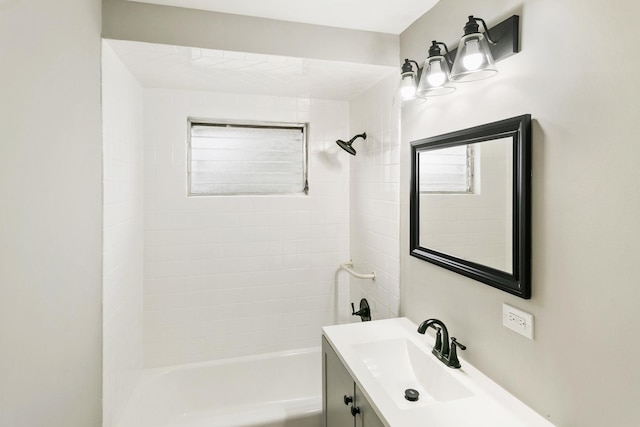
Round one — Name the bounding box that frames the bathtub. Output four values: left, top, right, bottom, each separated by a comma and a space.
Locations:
118, 347, 322, 427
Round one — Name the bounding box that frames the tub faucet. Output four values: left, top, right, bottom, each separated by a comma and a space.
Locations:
417, 318, 466, 369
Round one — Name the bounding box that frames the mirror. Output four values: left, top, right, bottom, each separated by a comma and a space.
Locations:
410, 115, 531, 298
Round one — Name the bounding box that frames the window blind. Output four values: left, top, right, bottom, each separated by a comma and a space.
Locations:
189, 122, 307, 195
419, 145, 472, 193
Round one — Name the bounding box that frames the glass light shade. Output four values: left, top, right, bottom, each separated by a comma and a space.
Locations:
399, 71, 418, 100
416, 56, 456, 97
450, 33, 498, 82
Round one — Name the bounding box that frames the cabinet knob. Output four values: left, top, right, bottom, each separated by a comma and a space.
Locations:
351, 405, 360, 417
343, 395, 353, 405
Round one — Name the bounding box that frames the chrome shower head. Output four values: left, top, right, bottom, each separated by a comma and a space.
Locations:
336, 132, 367, 156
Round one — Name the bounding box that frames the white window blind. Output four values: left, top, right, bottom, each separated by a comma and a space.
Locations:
419, 145, 472, 193
188, 121, 308, 195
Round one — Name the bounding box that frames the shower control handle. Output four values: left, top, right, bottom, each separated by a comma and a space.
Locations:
350, 299, 371, 322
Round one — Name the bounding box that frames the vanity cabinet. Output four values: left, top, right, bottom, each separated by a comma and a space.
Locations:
322, 337, 385, 427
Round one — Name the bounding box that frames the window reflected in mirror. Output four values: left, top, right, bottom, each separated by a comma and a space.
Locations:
418, 138, 512, 273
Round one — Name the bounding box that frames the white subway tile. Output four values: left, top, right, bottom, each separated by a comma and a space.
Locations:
103, 42, 145, 427
143, 88, 351, 366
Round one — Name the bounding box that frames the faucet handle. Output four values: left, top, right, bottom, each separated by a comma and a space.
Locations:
451, 337, 466, 350
447, 337, 466, 369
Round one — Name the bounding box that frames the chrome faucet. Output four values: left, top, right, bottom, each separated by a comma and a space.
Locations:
417, 318, 466, 369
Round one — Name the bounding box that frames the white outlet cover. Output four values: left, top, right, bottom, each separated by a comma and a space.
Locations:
502, 303, 534, 339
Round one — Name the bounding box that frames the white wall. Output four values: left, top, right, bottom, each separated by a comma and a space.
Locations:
0, 0, 103, 426
102, 0, 401, 370
102, 42, 145, 427
400, 1, 640, 425
143, 89, 351, 367
348, 74, 401, 320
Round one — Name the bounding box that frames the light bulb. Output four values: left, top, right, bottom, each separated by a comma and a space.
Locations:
399, 74, 417, 99
426, 61, 446, 87
400, 84, 416, 99
462, 39, 484, 71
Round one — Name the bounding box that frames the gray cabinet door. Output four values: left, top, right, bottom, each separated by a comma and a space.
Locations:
323, 337, 387, 427
355, 384, 386, 427
323, 337, 356, 427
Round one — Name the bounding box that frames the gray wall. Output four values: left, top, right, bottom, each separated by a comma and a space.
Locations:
400, 1, 640, 426
0, 0, 103, 426
102, 0, 398, 66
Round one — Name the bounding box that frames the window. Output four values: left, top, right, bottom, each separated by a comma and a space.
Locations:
188, 120, 308, 196
419, 145, 473, 193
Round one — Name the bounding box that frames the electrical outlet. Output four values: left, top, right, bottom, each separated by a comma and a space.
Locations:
502, 303, 534, 339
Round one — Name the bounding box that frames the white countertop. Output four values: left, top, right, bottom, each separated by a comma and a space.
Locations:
323, 317, 554, 427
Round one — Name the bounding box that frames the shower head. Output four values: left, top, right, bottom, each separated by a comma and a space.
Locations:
336, 132, 367, 156
336, 139, 357, 155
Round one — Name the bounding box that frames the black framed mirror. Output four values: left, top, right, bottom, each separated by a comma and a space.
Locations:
410, 115, 531, 298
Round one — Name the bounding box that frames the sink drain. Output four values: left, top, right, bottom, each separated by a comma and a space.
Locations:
404, 388, 419, 402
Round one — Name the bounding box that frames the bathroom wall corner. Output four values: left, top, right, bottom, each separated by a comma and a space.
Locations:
102, 40, 145, 427
348, 74, 402, 321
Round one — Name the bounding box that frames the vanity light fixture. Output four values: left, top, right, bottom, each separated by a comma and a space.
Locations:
416, 41, 456, 97
450, 15, 520, 82
399, 15, 520, 100
450, 16, 497, 81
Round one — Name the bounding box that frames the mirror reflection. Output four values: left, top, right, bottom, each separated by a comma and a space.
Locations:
418, 137, 513, 273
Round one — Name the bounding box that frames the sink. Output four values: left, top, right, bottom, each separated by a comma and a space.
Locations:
323, 318, 555, 426
352, 338, 473, 407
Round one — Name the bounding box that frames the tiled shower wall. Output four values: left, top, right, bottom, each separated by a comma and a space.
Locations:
102, 43, 144, 427
348, 75, 401, 320
143, 89, 351, 367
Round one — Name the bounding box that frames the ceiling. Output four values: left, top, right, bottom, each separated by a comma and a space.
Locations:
112, 0, 438, 98
127, 0, 439, 34
107, 40, 398, 100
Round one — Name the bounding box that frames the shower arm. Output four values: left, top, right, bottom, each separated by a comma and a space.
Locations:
347, 133, 367, 144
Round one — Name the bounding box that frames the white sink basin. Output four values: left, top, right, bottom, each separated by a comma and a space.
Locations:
323, 318, 555, 427
353, 338, 472, 407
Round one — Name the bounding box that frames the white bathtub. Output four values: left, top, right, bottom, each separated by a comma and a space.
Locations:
118, 347, 322, 427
